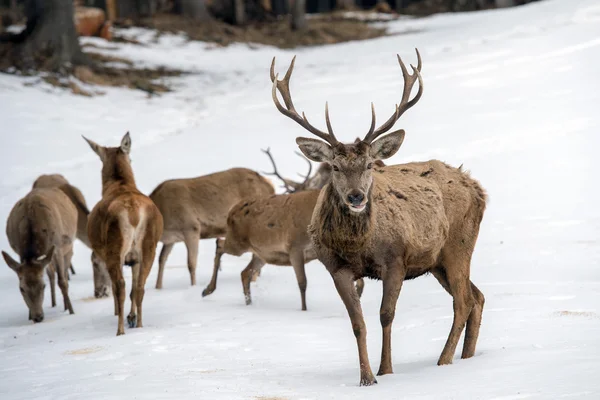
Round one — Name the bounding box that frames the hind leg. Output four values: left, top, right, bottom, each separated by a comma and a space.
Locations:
431, 269, 484, 360
106, 258, 126, 336
355, 278, 365, 298
183, 229, 200, 286
127, 262, 140, 328
155, 242, 174, 289
462, 282, 484, 359
241, 255, 265, 305
137, 236, 158, 329
432, 265, 474, 366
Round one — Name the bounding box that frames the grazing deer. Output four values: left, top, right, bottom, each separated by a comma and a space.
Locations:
271, 50, 487, 386
83, 132, 163, 336
203, 149, 367, 309
32, 174, 112, 298
149, 168, 274, 289
2, 187, 77, 322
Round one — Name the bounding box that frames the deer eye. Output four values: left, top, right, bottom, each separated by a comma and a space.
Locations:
332, 165, 339, 172
367, 163, 373, 170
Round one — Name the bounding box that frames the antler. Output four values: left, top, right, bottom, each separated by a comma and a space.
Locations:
262, 148, 295, 193
271, 56, 339, 146
363, 48, 424, 144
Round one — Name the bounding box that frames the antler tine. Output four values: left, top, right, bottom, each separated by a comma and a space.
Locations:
295, 150, 313, 187
261, 148, 295, 193
363, 48, 424, 144
270, 57, 338, 146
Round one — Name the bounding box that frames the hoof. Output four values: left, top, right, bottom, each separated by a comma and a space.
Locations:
437, 358, 453, 366
245, 296, 252, 306
127, 314, 137, 328
202, 287, 214, 297
95, 286, 109, 298
376, 368, 393, 376
359, 376, 377, 386
116, 330, 125, 336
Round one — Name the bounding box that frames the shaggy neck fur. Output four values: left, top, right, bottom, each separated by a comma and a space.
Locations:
101, 152, 136, 195
314, 184, 374, 259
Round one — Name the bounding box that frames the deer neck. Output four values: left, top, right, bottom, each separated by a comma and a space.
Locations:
314, 184, 374, 258
101, 158, 136, 196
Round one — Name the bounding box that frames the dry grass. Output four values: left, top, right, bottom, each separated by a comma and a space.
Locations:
553, 311, 598, 318
65, 346, 103, 355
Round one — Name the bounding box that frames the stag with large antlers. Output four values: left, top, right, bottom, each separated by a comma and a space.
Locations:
271, 50, 487, 386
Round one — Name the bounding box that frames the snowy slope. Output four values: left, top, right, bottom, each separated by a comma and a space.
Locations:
1, 0, 599, 398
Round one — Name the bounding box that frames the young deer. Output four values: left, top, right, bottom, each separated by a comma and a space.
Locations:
271, 50, 487, 386
149, 168, 274, 289
83, 132, 163, 336
2, 187, 77, 322
203, 149, 367, 309
32, 174, 112, 297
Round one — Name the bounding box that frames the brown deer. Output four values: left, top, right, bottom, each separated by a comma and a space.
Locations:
32, 174, 112, 297
149, 168, 274, 289
203, 149, 366, 309
271, 50, 487, 386
2, 187, 77, 322
83, 132, 163, 336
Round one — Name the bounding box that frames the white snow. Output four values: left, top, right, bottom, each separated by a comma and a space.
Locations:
1, 0, 599, 398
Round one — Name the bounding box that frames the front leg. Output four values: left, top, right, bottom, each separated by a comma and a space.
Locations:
46, 264, 56, 307
377, 265, 405, 376
331, 268, 377, 386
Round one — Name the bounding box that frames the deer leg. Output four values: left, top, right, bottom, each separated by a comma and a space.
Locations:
431, 268, 483, 360
136, 238, 156, 329
183, 230, 200, 286
435, 265, 474, 366
155, 242, 173, 289
55, 251, 74, 315
107, 261, 126, 336
47, 264, 56, 307
70, 263, 76, 275
127, 262, 140, 328
377, 266, 405, 376
202, 238, 224, 297
290, 249, 308, 311
112, 281, 118, 315
355, 278, 365, 298
462, 282, 484, 359
241, 255, 265, 306
331, 268, 376, 386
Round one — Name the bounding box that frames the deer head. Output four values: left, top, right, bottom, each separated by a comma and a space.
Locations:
82, 132, 134, 190
2, 246, 54, 322
261, 147, 313, 193
270, 50, 423, 213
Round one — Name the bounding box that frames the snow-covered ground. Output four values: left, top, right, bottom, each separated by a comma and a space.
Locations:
1, 0, 600, 398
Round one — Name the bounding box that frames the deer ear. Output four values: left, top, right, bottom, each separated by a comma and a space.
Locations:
120, 132, 131, 155
2, 251, 21, 273
82, 136, 105, 160
370, 130, 405, 160
296, 137, 333, 163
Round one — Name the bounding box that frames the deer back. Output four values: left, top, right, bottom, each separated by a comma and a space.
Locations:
150, 168, 274, 233
6, 188, 77, 260
32, 174, 91, 247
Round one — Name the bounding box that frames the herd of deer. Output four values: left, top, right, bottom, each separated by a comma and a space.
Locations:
2, 49, 488, 386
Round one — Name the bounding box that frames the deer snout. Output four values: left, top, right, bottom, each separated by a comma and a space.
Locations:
347, 191, 365, 207
32, 313, 44, 323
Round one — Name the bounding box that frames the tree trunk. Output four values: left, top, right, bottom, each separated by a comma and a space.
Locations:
495, 0, 515, 7
176, 0, 211, 21
233, 0, 245, 25
290, 0, 306, 31
0, 0, 86, 72
272, 0, 289, 15
336, 0, 354, 11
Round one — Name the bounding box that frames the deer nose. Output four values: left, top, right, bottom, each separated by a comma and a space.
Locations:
347, 191, 365, 206
32, 314, 44, 323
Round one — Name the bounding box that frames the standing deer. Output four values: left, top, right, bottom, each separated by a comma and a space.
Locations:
202, 149, 375, 308
2, 187, 77, 322
83, 132, 163, 336
271, 50, 487, 385
32, 174, 111, 297
149, 168, 274, 289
